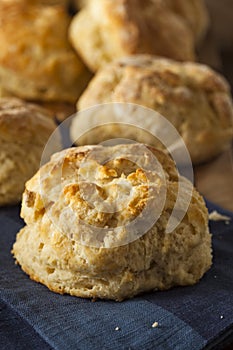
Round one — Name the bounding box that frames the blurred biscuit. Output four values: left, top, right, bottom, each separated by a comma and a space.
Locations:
74, 55, 233, 164
69, 0, 208, 72
0, 0, 91, 103
13, 144, 212, 300
69, 0, 194, 71
0, 98, 58, 206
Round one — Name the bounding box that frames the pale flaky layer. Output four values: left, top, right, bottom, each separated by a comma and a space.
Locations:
0, 0, 91, 102
13, 145, 212, 300
75, 55, 233, 164
0, 98, 57, 205
69, 0, 208, 72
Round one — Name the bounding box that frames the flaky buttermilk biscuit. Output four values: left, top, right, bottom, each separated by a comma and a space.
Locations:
0, 98, 57, 205
76, 55, 233, 164
13, 144, 212, 300
69, 0, 208, 71
0, 0, 90, 102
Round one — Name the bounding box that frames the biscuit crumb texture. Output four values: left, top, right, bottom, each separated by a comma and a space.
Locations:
76, 55, 233, 164
0, 98, 57, 206
152, 322, 159, 328
13, 144, 212, 301
209, 210, 231, 222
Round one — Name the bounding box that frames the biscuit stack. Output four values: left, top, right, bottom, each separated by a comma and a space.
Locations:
1, 0, 231, 300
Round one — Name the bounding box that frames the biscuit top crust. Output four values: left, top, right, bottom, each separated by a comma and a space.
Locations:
78, 55, 230, 109
78, 55, 233, 137
22, 144, 178, 247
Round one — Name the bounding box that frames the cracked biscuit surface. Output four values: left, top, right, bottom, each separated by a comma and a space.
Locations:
0, 98, 57, 206
69, 0, 208, 71
75, 55, 233, 164
13, 144, 212, 301
0, 0, 90, 102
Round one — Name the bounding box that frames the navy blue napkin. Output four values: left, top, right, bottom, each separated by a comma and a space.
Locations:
0, 201, 233, 350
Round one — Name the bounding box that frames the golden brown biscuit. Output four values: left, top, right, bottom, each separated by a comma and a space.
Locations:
69, 0, 194, 71
69, 0, 208, 72
13, 144, 212, 301
0, 0, 91, 103
74, 55, 233, 164
0, 98, 58, 206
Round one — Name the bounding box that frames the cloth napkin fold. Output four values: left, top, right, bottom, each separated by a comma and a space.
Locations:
0, 201, 233, 350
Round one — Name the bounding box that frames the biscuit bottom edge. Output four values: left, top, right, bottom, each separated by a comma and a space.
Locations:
12, 225, 212, 301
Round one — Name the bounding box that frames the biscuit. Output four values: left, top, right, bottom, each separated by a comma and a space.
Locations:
0, 98, 58, 206
69, 0, 208, 72
0, 0, 91, 103
13, 144, 212, 301
74, 55, 233, 164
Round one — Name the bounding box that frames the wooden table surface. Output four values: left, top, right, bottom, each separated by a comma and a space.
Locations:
195, 146, 233, 212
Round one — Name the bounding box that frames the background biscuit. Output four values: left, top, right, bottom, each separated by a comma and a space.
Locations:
0, 0, 91, 103
74, 55, 233, 164
69, 0, 208, 72
0, 98, 58, 206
